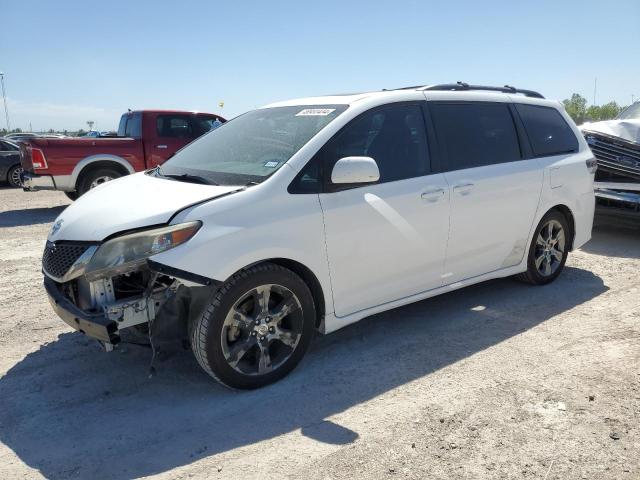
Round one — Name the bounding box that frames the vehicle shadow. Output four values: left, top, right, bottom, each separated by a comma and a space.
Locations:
583, 216, 640, 259
0, 205, 66, 228
0, 266, 606, 479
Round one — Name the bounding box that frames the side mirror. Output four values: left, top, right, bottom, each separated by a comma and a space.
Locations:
331, 156, 380, 185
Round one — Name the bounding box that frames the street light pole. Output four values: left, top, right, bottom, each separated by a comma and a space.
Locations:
0, 72, 10, 131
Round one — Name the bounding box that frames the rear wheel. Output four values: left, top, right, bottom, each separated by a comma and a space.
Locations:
77, 167, 122, 196
516, 210, 570, 285
191, 263, 316, 389
7, 165, 23, 188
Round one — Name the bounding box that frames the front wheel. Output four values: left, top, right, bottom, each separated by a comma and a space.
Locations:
191, 263, 316, 389
516, 210, 570, 285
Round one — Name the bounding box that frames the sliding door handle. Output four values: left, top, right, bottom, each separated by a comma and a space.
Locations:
421, 187, 445, 202
453, 182, 474, 195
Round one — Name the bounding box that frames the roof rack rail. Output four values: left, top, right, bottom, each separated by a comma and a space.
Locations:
422, 82, 544, 99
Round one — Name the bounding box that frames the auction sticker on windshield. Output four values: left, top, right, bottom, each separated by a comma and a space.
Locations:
296, 108, 336, 116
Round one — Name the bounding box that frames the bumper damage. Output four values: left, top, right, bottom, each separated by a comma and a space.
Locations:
44, 260, 219, 348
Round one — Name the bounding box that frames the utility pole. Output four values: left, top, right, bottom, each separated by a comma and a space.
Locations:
0, 72, 10, 131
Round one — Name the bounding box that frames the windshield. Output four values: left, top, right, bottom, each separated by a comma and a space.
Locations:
158, 105, 347, 186
617, 102, 640, 120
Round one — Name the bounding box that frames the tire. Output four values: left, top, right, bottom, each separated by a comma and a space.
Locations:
64, 191, 79, 201
516, 210, 570, 285
77, 167, 122, 196
191, 263, 316, 389
7, 165, 23, 188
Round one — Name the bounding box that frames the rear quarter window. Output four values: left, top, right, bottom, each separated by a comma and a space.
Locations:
515, 104, 578, 157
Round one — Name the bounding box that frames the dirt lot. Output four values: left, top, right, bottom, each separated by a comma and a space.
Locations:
0, 187, 638, 480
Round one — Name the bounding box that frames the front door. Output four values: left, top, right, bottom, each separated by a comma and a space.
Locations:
319, 102, 450, 317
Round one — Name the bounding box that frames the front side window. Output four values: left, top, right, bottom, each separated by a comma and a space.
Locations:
515, 104, 578, 157
430, 102, 521, 171
159, 105, 347, 186
194, 115, 225, 136
322, 103, 429, 185
157, 115, 193, 138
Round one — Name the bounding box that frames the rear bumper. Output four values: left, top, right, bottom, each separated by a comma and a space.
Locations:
44, 277, 119, 344
21, 171, 56, 191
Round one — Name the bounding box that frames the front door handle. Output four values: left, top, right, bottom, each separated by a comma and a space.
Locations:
453, 182, 474, 195
421, 187, 445, 202
156, 144, 168, 149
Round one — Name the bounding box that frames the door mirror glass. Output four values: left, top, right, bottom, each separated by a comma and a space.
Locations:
331, 156, 380, 184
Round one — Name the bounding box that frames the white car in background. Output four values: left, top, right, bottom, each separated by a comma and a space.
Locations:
42, 83, 596, 389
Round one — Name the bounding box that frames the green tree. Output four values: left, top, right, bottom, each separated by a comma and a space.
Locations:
563, 93, 587, 124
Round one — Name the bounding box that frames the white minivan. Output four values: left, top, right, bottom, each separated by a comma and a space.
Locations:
43, 83, 596, 389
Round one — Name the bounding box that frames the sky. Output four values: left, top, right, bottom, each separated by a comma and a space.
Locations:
1, 0, 639, 132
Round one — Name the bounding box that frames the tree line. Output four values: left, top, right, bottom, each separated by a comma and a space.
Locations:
562, 93, 627, 125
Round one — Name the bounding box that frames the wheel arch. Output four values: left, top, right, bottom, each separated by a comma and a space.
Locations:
244, 258, 326, 330
548, 204, 576, 251
71, 155, 134, 190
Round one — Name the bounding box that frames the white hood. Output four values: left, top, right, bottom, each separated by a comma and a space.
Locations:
580, 119, 640, 144
49, 172, 241, 242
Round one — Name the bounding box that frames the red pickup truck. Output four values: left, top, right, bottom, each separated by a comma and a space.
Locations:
21, 109, 225, 199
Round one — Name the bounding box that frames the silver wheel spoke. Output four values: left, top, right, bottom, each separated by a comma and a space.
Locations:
536, 233, 546, 247
227, 338, 256, 368
230, 308, 253, 329
255, 285, 272, 316
535, 254, 545, 270
271, 296, 299, 322
547, 222, 554, 241
543, 257, 552, 276
257, 343, 272, 374
277, 328, 298, 348
550, 247, 563, 262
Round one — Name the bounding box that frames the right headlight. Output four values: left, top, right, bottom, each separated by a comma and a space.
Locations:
85, 221, 202, 277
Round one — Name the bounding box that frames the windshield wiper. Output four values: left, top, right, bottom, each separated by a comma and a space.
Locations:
162, 173, 219, 185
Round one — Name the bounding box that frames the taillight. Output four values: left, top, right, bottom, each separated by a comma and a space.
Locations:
31, 148, 48, 170
585, 157, 597, 174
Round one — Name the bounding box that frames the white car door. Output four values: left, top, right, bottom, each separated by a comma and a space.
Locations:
318, 103, 450, 317
428, 101, 543, 283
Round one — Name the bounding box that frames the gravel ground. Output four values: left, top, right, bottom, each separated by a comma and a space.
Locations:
0, 187, 638, 480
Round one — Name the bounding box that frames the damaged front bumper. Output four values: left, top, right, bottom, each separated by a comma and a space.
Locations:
44, 259, 219, 348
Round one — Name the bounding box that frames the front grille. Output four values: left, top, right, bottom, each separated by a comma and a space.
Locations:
585, 132, 640, 180
42, 242, 90, 279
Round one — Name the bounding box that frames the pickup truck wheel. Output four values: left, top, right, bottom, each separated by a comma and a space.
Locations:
191, 263, 316, 389
77, 168, 121, 196
516, 210, 569, 285
7, 165, 23, 188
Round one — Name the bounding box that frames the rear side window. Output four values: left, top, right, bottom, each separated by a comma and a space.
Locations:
117, 112, 142, 138
430, 102, 521, 171
323, 103, 429, 184
157, 115, 194, 138
515, 104, 578, 157
0, 140, 18, 151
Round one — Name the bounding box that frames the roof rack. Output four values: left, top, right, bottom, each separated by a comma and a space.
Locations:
421, 82, 544, 99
